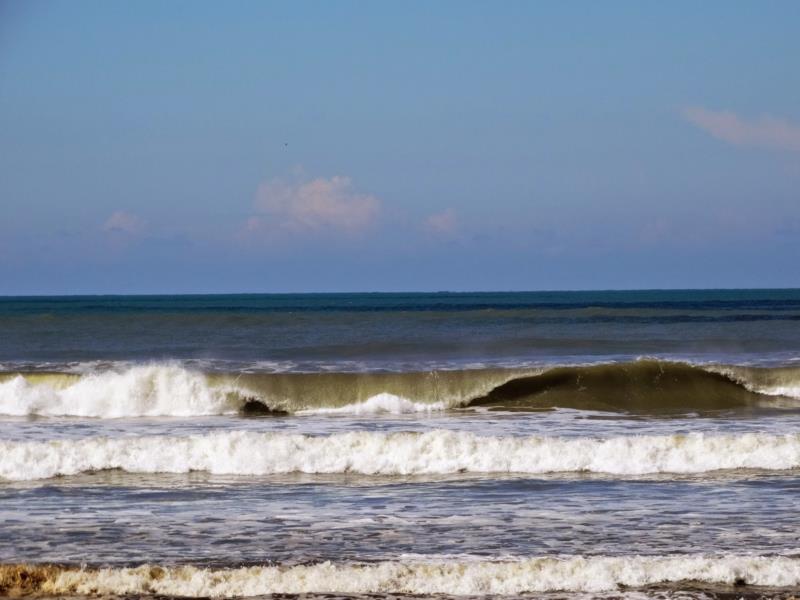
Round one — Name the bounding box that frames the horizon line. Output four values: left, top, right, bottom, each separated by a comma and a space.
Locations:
1, 286, 799, 298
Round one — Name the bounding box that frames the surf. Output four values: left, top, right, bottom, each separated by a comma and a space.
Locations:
2, 555, 799, 596
2, 429, 799, 481
1, 359, 799, 418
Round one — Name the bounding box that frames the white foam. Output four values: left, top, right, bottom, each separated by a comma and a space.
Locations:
709, 365, 800, 400
3, 361, 800, 419
0, 366, 449, 418
0, 365, 238, 418
2, 430, 799, 481
298, 392, 447, 415
37, 555, 800, 595
751, 385, 800, 401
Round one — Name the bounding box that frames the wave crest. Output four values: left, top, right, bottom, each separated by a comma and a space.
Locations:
0, 365, 239, 418
1, 360, 799, 418
2, 430, 799, 481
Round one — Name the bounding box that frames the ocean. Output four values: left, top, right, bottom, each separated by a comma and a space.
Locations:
1, 290, 799, 598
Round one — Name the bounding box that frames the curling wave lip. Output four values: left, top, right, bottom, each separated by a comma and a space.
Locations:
1, 359, 800, 418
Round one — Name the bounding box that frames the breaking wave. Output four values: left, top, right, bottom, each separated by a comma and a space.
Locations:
1, 555, 799, 596
1, 360, 799, 418
0, 365, 238, 418
1, 430, 799, 481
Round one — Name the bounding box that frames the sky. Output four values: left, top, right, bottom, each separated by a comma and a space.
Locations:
1, 1, 799, 294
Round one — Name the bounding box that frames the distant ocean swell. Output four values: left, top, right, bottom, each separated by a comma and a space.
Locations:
2, 430, 800, 481
1, 360, 799, 417
2, 555, 799, 596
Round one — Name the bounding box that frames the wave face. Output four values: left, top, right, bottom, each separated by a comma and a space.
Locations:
2, 430, 799, 481
470, 361, 800, 413
1, 556, 799, 595
1, 360, 799, 418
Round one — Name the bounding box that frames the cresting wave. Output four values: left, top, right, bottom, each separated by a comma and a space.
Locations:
1, 555, 799, 596
2, 430, 799, 481
1, 360, 799, 418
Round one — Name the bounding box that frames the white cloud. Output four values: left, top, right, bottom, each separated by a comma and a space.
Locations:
422, 209, 459, 236
102, 211, 145, 234
683, 107, 800, 152
254, 175, 380, 234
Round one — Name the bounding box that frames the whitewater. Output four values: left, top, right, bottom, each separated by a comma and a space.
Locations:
3, 291, 800, 599
3, 555, 800, 596
2, 360, 800, 418
2, 429, 799, 481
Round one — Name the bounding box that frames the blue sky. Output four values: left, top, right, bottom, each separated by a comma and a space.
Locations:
1, 1, 799, 293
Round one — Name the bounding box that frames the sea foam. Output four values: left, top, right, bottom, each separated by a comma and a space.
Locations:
1, 430, 799, 481
0, 365, 238, 418
3, 555, 799, 596
3, 360, 800, 418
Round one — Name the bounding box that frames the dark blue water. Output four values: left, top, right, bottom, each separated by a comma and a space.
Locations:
2, 290, 799, 365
